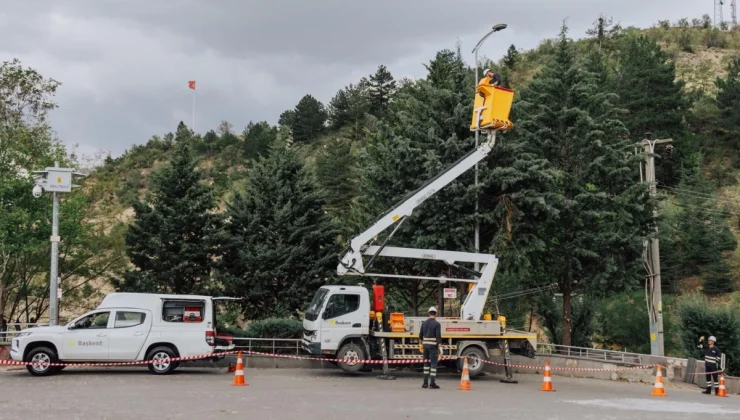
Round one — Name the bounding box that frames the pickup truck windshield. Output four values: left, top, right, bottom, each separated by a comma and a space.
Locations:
305, 289, 328, 321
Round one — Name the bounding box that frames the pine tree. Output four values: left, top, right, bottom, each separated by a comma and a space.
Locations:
278, 109, 295, 129
316, 137, 357, 220
175, 121, 191, 142
220, 142, 338, 319
328, 83, 370, 134
291, 94, 327, 143
715, 58, 740, 153
242, 121, 277, 159
503, 45, 519, 70
368, 65, 396, 118
424, 49, 466, 91
117, 144, 222, 294
510, 25, 656, 346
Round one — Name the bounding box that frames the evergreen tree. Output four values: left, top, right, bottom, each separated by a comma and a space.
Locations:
424, 49, 466, 91
174, 121, 191, 142
328, 83, 370, 135
278, 109, 296, 129
585, 14, 623, 53
242, 121, 277, 159
220, 142, 338, 319
510, 25, 655, 346
616, 35, 688, 184
315, 137, 357, 220
715, 58, 740, 154
291, 94, 327, 143
503, 44, 519, 70
328, 88, 351, 130
117, 144, 222, 294
368, 65, 396, 118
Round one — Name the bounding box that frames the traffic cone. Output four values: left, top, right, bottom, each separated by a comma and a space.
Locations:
717, 374, 728, 397
232, 351, 247, 386
650, 365, 666, 396
540, 360, 555, 392
458, 357, 472, 391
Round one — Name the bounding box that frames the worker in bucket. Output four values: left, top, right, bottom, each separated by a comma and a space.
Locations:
419, 306, 443, 389
698, 335, 722, 394
480, 68, 502, 87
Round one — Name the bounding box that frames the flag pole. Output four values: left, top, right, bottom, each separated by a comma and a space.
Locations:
192, 88, 196, 132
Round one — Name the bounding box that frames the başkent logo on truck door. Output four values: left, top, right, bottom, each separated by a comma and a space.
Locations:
67, 339, 104, 347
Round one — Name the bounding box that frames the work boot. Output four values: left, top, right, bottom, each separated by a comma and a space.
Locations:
703, 387, 712, 394
422, 381, 428, 389
429, 383, 440, 389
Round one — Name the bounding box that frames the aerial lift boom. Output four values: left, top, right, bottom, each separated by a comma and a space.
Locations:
337, 128, 506, 320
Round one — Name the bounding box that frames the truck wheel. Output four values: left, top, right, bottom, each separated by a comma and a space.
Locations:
458, 347, 486, 377
26, 347, 58, 377
336, 343, 366, 373
147, 346, 178, 375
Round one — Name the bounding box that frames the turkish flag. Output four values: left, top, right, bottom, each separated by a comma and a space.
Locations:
188, 80, 196, 90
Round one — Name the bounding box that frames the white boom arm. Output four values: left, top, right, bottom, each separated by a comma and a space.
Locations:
337, 131, 501, 320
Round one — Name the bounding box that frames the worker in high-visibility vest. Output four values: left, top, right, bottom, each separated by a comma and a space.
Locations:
698, 335, 722, 394
418, 307, 442, 389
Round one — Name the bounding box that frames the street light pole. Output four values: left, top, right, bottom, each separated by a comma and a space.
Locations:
49, 163, 60, 326
32, 162, 84, 326
471, 24, 507, 272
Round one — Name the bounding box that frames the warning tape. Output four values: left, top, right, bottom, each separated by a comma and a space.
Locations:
477, 358, 656, 372
0, 351, 240, 368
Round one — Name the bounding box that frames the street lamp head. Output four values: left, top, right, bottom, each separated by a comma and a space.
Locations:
492, 24, 508, 32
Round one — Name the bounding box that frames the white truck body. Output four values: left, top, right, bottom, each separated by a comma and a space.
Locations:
10, 293, 236, 376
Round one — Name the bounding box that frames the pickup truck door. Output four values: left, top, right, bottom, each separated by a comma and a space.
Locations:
107, 309, 153, 360
319, 292, 364, 352
62, 311, 112, 360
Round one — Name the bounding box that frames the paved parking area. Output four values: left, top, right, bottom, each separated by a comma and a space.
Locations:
0, 367, 739, 420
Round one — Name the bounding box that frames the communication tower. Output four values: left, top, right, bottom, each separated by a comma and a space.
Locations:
716, 0, 725, 28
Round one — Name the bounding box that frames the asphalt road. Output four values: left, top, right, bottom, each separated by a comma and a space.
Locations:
0, 367, 739, 420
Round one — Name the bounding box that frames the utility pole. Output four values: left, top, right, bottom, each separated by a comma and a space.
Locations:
716, 0, 725, 28
471, 23, 507, 273
640, 133, 672, 357
32, 163, 85, 326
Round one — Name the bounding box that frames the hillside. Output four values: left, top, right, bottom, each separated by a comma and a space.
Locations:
5, 17, 740, 363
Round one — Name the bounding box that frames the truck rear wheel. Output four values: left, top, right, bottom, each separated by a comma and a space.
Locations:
26, 347, 58, 377
458, 346, 486, 377
336, 342, 366, 373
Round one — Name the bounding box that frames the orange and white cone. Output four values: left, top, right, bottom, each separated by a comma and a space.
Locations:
717, 374, 728, 397
540, 360, 555, 392
232, 351, 248, 386
650, 365, 666, 396
458, 357, 472, 391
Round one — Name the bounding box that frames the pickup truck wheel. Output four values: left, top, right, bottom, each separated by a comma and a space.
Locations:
457, 347, 486, 378
336, 343, 366, 373
147, 347, 178, 375
26, 347, 58, 377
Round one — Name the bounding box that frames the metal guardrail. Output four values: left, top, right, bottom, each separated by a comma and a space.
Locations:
231, 337, 302, 355
537, 343, 644, 364
0, 323, 49, 344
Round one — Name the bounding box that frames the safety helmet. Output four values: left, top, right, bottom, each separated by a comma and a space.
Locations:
483, 68, 491, 75
709, 336, 717, 343
428, 306, 437, 314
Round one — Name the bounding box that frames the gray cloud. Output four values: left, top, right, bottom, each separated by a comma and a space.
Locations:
1, 0, 706, 158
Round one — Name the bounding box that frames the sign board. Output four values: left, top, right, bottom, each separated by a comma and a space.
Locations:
443, 288, 457, 299
45, 169, 73, 192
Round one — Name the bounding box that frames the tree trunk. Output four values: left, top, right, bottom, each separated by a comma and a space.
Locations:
410, 282, 418, 317
562, 289, 573, 347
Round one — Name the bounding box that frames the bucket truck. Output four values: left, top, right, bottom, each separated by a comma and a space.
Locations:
301, 86, 536, 378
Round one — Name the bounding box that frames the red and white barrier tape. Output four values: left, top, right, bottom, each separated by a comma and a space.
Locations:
1, 349, 714, 376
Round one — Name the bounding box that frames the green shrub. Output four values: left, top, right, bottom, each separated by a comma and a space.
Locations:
593, 292, 650, 353
677, 294, 740, 375
245, 318, 303, 339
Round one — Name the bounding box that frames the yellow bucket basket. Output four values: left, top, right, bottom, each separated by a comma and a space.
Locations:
470, 85, 515, 131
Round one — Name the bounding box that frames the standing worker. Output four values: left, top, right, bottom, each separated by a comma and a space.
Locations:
419, 306, 443, 389
698, 335, 722, 394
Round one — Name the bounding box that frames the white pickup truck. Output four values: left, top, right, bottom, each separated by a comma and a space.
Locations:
10, 293, 237, 376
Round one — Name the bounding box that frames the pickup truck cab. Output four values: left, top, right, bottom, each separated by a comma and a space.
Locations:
10, 293, 237, 376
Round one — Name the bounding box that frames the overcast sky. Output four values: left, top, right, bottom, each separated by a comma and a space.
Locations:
2, 0, 708, 159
